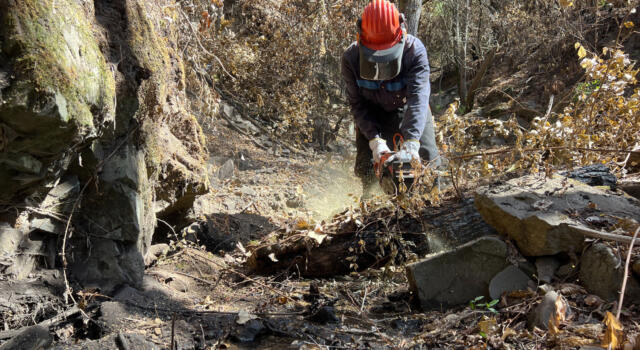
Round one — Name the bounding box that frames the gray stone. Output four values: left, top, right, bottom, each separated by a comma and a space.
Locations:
528, 291, 570, 330
579, 242, 640, 302
69, 238, 145, 293
475, 174, 640, 256
536, 256, 561, 283
489, 265, 533, 299
0, 325, 51, 350
144, 243, 170, 266
30, 176, 79, 235
117, 333, 159, 350
0, 223, 23, 257
217, 159, 235, 180
406, 236, 510, 309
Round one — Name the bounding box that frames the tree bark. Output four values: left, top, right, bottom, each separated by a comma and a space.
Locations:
398, 0, 422, 36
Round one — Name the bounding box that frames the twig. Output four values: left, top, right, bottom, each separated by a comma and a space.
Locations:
616, 226, 640, 319
183, 249, 290, 298
151, 270, 217, 287
567, 225, 634, 245
544, 94, 555, 119
170, 313, 176, 350
240, 200, 255, 214
360, 285, 368, 314
61, 181, 91, 311
178, 8, 235, 81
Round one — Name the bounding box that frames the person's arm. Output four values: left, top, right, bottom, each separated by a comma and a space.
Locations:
401, 38, 430, 141
341, 47, 380, 140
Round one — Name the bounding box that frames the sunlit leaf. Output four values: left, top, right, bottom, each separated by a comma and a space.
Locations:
602, 311, 623, 350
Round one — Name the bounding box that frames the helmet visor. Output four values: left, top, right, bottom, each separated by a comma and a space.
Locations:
359, 38, 404, 81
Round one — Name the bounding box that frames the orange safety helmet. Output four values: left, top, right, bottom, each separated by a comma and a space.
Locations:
359, 0, 403, 50
358, 0, 406, 81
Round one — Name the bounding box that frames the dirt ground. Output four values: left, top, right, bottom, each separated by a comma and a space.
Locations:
2, 119, 640, 350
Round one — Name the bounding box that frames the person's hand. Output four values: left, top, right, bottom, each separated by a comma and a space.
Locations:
384, 139, 420, 165
369, 138, 391, 164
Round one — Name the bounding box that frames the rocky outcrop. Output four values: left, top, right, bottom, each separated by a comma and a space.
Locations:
475, 174, 640, 257
0, 0, 208, 292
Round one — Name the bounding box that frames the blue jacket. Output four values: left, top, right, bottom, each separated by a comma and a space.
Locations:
341, 34, 431, 141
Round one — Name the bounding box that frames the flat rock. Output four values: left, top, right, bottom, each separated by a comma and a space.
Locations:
536, 256, 561, 283
579, 242, 640, 301
475, 174, 640, 256
406, 236, 509, 309
489, 265, 533, 299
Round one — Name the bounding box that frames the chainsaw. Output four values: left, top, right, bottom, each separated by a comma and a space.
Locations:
373, 134, 417, 195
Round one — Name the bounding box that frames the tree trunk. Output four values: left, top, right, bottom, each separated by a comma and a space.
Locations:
398, 0, 422, 36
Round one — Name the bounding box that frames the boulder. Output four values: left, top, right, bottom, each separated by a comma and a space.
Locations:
406, 236, 510, 309
489, 266, 533, 300
535, 256, 561, 283
579, 242, 640, 302
475, 174, 640, 256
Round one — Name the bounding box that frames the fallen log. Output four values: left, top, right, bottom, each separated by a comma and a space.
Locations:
247, 198, 497, 277
0, 306, 82, 340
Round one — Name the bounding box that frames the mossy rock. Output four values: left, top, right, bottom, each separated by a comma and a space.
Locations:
0, 0, 115, 201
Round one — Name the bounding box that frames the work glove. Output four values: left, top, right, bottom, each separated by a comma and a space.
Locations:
369, 138, 391, 164
384, 139, 420, 166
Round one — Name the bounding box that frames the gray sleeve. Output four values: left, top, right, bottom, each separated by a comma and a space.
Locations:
341, 48, 381, 140
400, 39, 431, 141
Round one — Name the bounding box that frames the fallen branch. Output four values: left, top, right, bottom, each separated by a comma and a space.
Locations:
0, 306, 82, 340
567, 225, 634, 245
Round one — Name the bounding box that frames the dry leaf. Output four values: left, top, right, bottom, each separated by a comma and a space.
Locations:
307, 231, 327, 245
584, 295, 603, 307
559, 0, 574, 7
268, 253, 279, 262
237, 310, 258, 325
549, 294, 568, 335
478, 317, 498, 336
602, 311, 623, 350
502, 327, 517, 340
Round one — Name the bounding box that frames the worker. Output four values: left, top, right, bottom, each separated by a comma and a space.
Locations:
341, 0, 440, 197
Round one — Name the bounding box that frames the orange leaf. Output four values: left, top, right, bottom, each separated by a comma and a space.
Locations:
548, 295, 568, 336
602, 311, 623, 350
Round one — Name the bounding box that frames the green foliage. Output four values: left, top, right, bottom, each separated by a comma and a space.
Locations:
469, 296, 499, 314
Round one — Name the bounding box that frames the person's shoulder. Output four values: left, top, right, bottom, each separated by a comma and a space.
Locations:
343, 41, 359, 58
406, 34, 425, 50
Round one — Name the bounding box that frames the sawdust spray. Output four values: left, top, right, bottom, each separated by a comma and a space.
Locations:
303, 158, 379, 220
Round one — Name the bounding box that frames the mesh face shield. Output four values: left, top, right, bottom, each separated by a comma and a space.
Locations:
358, 37, 405, 81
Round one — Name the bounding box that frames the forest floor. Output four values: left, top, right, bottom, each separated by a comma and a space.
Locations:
3, 117, 640, 350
